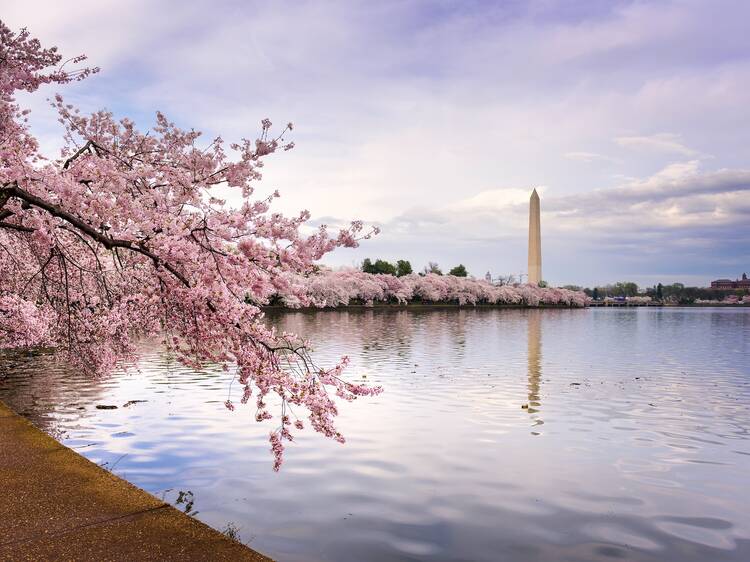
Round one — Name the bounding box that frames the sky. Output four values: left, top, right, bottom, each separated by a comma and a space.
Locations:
5, 0, 750, 287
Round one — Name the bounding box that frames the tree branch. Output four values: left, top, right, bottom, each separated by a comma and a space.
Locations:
62, 139, 104, 169
0, 221, 34, 232
4, 184, 191, 288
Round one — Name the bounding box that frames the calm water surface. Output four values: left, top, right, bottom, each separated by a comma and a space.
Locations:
1, 307, 749, 561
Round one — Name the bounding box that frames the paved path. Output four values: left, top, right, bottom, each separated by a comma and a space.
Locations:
0, 400, 271, 561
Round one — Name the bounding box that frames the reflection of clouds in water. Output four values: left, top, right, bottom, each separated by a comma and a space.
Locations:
2, 308, 750, 562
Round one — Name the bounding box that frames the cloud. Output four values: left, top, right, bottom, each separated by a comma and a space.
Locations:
549, 161, 750, 209
564, 151, 619, 163
393, 162, 750, 238
327, 162, 750, 285
614, 133, 700, 156
453, 188, 533, 211
5, 0, 750, 284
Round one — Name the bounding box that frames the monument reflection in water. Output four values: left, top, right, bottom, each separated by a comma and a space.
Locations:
526, 310, 543, 434
1, 307, 750, 562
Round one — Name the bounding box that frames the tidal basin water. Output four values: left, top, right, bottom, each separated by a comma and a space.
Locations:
2, 307, 750, 561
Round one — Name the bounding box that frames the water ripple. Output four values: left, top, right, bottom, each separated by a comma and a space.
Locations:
1, 307, 749, 561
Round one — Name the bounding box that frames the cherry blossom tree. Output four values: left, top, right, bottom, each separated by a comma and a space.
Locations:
277, 269, 587, 308
0, 22, 381, 470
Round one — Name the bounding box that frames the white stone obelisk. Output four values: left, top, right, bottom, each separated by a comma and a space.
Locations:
528, 188, 542, 285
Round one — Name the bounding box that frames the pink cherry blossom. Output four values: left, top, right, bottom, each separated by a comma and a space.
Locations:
0, 21, 380, 468
276, 269, 587, 308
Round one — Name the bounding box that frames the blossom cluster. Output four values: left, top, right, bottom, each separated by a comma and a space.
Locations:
624, 296, 653, 304
0, 21, 381, 468
0, 294, 52, 349
276, 269, 587, 308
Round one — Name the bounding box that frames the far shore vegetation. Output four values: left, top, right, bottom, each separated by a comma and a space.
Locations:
567, 282, 749, 304
357, 259, 749, 306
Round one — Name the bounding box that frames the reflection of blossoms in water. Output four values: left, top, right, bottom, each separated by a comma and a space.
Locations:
0, 348, 108, 435
276, 270, 586, 308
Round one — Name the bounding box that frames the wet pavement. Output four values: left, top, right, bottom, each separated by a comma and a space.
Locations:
0, 400, 270, 561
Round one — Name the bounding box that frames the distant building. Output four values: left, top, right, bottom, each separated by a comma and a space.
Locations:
711, 273, 750, 290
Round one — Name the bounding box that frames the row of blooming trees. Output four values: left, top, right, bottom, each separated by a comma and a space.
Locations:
276, 269, 587, 308
0, 21, 381, 469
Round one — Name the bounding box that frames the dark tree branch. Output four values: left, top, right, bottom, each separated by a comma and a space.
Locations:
3, 184, 191, 288
0, 221, 34, 232
62, 139, 105, 169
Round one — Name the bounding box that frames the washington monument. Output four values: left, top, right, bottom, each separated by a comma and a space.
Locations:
528, 188, 542, 285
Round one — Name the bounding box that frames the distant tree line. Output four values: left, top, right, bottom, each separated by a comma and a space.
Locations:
581, 281, 748, 303
361, 259, 469, 277
361, 258, 412, 276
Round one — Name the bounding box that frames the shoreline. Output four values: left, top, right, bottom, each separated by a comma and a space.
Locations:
0, 400, 271, 561
263, 302, 750, 312
262, 302, 586, 312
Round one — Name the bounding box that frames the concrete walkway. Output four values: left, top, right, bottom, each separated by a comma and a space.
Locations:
0, 400, 271, 561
